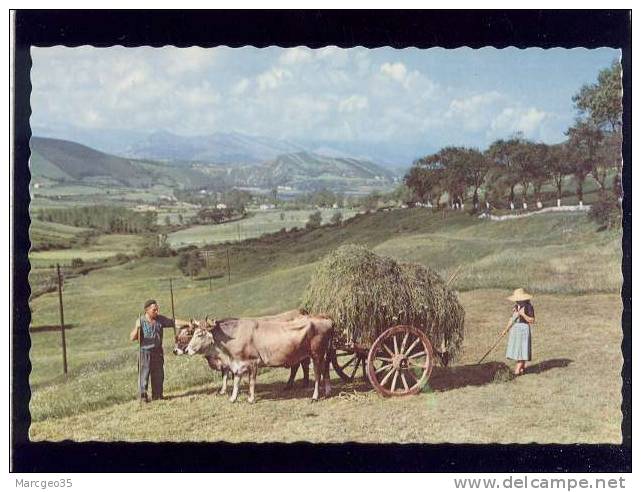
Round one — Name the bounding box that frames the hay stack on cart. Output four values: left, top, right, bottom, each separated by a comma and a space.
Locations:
301, 244, 464, 397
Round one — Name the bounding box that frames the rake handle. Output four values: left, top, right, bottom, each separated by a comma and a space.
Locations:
477, 329, 509, 365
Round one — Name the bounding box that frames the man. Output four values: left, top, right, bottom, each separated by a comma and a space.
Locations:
130, 299, 189, 403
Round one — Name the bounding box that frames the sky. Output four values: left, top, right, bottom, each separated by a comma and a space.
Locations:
30, 46, 619, 153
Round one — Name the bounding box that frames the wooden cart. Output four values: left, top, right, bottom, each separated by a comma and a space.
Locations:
330, 325, 435, 397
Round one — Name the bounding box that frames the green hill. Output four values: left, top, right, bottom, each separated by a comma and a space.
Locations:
30, 136, 149, 185
248, 151, 395, 191
30, 136, 216, 189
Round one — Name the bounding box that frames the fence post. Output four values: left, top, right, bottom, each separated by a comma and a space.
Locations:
205, 251, 212, 291
169, 277, 176, 336
56, 264, 68, 375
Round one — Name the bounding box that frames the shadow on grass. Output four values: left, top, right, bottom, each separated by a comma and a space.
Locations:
523, 358, 573, 375
428, 358, 573, 392
30, 323, 75, 333
165, 385, 221, 400
166, 377, 372, 403
166, 359, 574, 403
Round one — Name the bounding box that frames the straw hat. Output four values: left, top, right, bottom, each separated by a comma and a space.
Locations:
507, 288, 532, 302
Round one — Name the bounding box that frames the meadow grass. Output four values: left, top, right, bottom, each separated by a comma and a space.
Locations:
29, 234, 145, 267
167, 208, 358, 247
27, 208, 623, 443
29, 219, 92, 250
29, 290, 622, 443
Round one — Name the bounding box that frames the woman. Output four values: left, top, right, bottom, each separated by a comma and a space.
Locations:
504, 288, 535, 375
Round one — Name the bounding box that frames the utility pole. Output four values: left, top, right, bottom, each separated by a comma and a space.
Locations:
226, 248, 231, 284
169, 277, 176, 336
56, 264, 68, 375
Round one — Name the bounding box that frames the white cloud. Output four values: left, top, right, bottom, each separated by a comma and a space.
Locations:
378, 62, 431, 92
279, 47, 313, 65
445, 91, 505, 131
30, 45, 583, 149
490, 107, 547, 137
231, 78, 250, 96
80, 109, 102, 127
339, 95, 368, 113
165, 47, 217, 75
257, 67, 291, 92
380, 62, 408, 84
113, 67, 150, 93
315, 46, 349, 67
447, 91, 503, 117
180, 83, 220, 106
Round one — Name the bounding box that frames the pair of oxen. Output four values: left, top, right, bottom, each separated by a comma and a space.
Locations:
172, 309, 334, 403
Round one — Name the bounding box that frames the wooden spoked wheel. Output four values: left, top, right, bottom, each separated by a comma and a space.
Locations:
366, 325, 434, 397
331, 348, 367, 382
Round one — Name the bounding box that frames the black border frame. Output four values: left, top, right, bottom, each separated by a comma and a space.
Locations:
12, 10, 632, 473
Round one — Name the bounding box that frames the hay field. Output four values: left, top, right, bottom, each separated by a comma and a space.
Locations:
27, 209, 623, 443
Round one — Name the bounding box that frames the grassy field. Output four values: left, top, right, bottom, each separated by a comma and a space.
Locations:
29, 219, 93, 251
167, 208, 359, 247
27, 208, 623, 443
29, 234, 145, 268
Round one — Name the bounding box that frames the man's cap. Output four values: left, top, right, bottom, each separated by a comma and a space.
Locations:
143, 299, 158, 310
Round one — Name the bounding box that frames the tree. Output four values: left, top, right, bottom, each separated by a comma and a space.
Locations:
529, 144, 551, 208
404, 165, 432, 203
388, 184, 411, 205
485, 135, 521, 208
437, 147, 469, 208
567, 120, 606, 198
407, 153, 449, 207
545, 143, 574, 207
222, 189, 251, 213
178, 251, 205, 279
461, 148, 488, 210
330, 211, 343, 226
164, 215, 171, 226
486, 138, 523, 209
588, 196, 621, 230
306, 211, 322, 229
360, 191, 382, 211
511, 140, 548, 209
570, 60, 623, 203
572, 60, 623, 133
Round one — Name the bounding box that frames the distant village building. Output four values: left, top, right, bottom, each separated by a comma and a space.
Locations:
259, 204, 276, 210
216, 203, 227, 210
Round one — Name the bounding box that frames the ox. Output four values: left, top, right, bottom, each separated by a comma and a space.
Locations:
173, 310, 311, 394
183, 314, 334, 403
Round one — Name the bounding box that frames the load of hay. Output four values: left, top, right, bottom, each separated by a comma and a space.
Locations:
301, 244, 465, 362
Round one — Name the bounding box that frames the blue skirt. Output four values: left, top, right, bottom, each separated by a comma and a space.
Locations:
506, 323, 532, 361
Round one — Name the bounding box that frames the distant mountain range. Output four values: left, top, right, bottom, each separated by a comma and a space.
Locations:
32, 124, 423, 172
30, 136, 397, 193
124, 130, 307, 165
